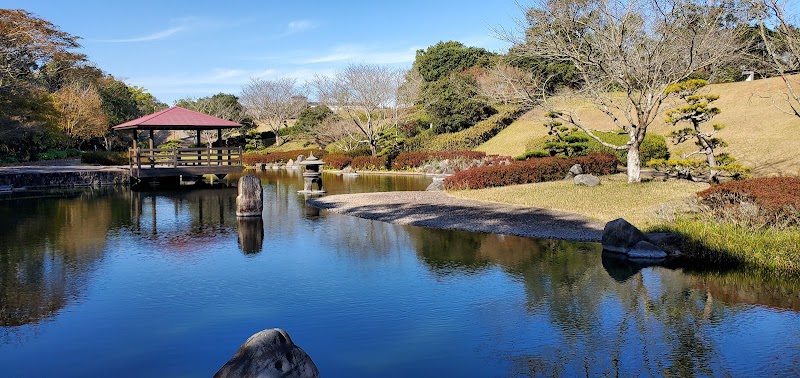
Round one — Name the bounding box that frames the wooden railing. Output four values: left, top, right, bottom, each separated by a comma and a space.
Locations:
128, 146, 243, 170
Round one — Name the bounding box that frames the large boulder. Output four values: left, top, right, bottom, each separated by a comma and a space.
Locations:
602, 218, 650, 254
215, 329, 319, 378
574, 174, 601, 187
564, 164, 584, 180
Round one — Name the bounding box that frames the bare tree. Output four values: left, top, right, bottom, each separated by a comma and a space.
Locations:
753, 0, 800, 117
509, 0, 744, 183
311, 117, 363, 151
240, 77, 307, 146
479, 63, 544, 109
311, 64, 405, 156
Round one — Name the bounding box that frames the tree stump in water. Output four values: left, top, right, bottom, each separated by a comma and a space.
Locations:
236, 175, 263, 217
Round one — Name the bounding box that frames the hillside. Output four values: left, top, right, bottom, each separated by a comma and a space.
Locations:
477, 75, 800, 177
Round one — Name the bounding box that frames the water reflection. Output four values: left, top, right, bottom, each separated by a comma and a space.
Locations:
0, 188, 130, 328
1, 171, 799, 377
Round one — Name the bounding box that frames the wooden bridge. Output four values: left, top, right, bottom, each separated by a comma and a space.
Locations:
128, 146, 243, 179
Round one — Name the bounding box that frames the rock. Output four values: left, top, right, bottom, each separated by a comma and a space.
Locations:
647, 232, 683, 256
569, 164, 584, 175
426, 178, 444, 191
236, 175, 263, 217
296, 155, 305, 164
341, 166, 357, 175
215, 328, 319, 378
574, 174, 601, 187
627, 240, 668, 260
286, 159, 294, 167
602, 218, 650, 254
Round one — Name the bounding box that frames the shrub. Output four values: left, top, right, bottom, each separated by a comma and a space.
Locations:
36, 148, 80, 161
526, 131, 669, 164
351, 156, 387, 171
158, 139, 184, 149
242, 149, 325, 165
444, 152, 618, 190
392, 151, 487, 170
421, 106, 524, 151
697, 177, 800, 228
323, 154, 352, 170
81, 151, 128, 166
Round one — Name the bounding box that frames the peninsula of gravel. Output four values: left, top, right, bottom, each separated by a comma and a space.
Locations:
307, 191, 606, 242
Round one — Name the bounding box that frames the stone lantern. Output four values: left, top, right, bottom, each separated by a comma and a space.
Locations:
298, 153, 325, 194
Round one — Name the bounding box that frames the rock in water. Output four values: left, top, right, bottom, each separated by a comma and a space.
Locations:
426, 178, 444, 191
627, 240, 668, 260
574, 174, 601, 187
236, 175, 263, 217
215, 329, 319, 378
602, 218, 650, 254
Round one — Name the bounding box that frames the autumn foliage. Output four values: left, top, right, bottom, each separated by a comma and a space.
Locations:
444, 153, 619, 190
698, 177, 800, 227
323, 154, 351, 170
351, 156, 387, 170
242, 149, 325, 165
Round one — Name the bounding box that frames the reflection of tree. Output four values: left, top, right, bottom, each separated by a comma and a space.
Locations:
0, 189, 130, 329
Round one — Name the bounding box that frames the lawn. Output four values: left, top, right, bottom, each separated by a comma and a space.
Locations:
448, 173, 709, 227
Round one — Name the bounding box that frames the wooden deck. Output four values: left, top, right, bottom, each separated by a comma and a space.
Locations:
128, 147, 243, 179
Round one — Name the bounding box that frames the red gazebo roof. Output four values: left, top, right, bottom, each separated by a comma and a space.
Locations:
112, 106, 242, 131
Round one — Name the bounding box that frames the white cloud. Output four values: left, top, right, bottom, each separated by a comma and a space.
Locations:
99, 26, 185, 43
300, 45, 419, 65
287, 20, 316, 33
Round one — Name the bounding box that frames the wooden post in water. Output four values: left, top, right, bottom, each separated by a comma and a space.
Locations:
236, 175, 263, 217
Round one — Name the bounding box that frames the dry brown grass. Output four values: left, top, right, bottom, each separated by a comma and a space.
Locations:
477, 75, 800, 176
448, 174, 709, 228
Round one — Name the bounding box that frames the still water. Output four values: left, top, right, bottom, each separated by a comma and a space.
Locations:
1, 170, 799, 377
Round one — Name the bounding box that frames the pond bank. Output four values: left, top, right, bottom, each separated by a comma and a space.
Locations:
0, 165, 129, 190
307, 191, 605, 242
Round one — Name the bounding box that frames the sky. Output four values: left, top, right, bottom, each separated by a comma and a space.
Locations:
7, 0, 524, 104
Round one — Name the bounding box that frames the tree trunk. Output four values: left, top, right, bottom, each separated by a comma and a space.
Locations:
705, 148, 718, 183
369, 140, 377, 157
626, 144, 641, 183
275, 135, 284, 147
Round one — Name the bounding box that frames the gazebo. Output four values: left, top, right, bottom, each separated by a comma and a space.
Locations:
113, 106, 244, 181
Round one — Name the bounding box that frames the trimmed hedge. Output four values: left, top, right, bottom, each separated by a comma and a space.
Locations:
351, 156, 387, 171
526, 131, 669, 164
444, 152, 619, 190
698, 177, 800, 227
81, 151, 128, 166
419, 106, 524, 151
391, 151, 487, 170
242, 149, 325, 165
324, 154, 352, 170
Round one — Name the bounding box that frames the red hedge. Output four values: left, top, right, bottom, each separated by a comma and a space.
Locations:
444, 152, 618, 190
698, 177, 800, 213
324, 154, 352, 170
351, 156, 387, 170
243, 149, 325, 165
391, 151, 487, 170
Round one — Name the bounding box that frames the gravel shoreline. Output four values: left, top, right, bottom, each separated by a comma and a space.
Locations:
307, 191, 605, 242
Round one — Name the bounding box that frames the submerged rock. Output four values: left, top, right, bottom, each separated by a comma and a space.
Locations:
602, 218, 670, 261
236, 175, 263, 217
215, 328, 319, 378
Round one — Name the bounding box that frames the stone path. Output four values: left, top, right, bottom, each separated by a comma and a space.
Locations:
307, 191, 605, 242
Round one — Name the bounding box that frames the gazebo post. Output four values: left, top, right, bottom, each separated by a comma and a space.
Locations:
196, 129, 202, 165
217, 129, 222, 164
149, 130, 155, 168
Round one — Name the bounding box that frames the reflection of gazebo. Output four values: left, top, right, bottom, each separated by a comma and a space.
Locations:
113, 106, 244, 180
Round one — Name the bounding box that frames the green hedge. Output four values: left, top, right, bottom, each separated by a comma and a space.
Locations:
81, 151, 128, 166
526, 130, 669, 165
416, 106, 524, 151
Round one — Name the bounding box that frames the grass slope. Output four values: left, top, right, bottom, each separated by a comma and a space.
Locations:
477, 75, 800, 176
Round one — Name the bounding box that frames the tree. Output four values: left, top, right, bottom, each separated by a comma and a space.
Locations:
294, 105, 334, 132
511, 0, 744, 182
420, 72, 496, 133
240, 78, 306, 146
753, 0, 800, 117
175, 93, 252, 144
412, 41, 493, 82
664, 80, 727, 181
312, 64, 404, 156
53, 80, 107, 145
0, 9, 85, 88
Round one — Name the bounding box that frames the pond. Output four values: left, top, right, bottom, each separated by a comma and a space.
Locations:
1, 170, 799, 377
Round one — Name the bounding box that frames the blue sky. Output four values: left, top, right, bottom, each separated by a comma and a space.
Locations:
9, 0, 523, 104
